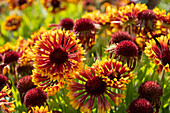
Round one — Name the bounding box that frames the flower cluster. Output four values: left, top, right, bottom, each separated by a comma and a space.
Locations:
0, 0, 169, 113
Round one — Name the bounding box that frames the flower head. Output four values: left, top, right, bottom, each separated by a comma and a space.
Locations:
0, 86, 15, 113
0, 74, 8, 90
94, 59, 133, 89
3, 14, 21, 31
24, 88, 48, 110
109, 31, 132, 45
7, 0, 33, 10
67, 65, 125, 113
4, 50, 20, 64
106, 40, 138, 71
33, 29, 85, 80
138, 81, 163, 102
127, 98, 153, 113
49, 18, 74, 31
28, 106, 52, 113
41, 0, 67, 14
73, 18, 96, 50
144, 35, 170, 73
32, 69, 65, 96
17, 75, 36, 103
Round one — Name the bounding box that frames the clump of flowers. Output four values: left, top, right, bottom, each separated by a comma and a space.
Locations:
3, 14, 21, 31
17, 75, 36, 103
138, 81, 163, 113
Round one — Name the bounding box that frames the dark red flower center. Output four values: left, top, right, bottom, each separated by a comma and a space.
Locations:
161, 49, 170, 66
4, 51, 20, 64
52, 0, 60, 8
7, 19, 20, 26
18, 0, 27, 5
137, 10, 157, 20
107, 71, 121, 81
50, 48, 68, 64
116, 40, 138, 58
85, 77, 106, 96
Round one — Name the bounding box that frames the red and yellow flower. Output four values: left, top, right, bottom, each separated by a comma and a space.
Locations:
7, 0, 33, 10
32, 69, 65, 96
3, 14, 21, 31
67, 64, 126, 113
144, 34, 170, 73
0, 86, 15, 113
41, 0, 67, 14
33, 28, 85, 81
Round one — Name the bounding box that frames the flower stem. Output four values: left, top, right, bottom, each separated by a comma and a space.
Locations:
160, 69, 165, 113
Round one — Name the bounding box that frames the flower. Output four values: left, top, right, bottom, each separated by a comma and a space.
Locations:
138, 81, 163, 101
4, 50, 20, 64
31, 69, 65, 96
24, 88, 48, 110
106, 40, 138, 71
67, 65, 125, 113
7, 0, 33, 10
28, 106, 52, 113
94, 59, 134, 89
137, 9, 157, 35
109, 31, 132, 45
144, 35, 170, 73
49, 18, 74, 30
33, 29, 85, 80
41, 0, 67, 14
0, 74, 8, 90
0, 86, 15, 113
73, 18, 96, 50
127, 98, 153, 113
3, 14, 21, 31
17, 75, 36, 103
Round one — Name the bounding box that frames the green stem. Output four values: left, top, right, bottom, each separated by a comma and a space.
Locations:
62, 88, 66, 113
160, 69, 165, 113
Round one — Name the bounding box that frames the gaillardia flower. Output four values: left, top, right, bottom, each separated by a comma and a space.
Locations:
49, 18, 74, 30
127, 98, 153, 113
109, 31, 132, 45
41, 0, 67, 14
0, 74, 9, 90
0, 86, 15, 113
67, 65, 125, 113
144, 35, 170, 73
7, 0, 33, 10
28, 106, 52, 113
33, 29, 85, 80
138, 81, 163, 102
3, 14, 21, 31
94, 59, 134, 89
4, 50, 20, 64
137, 9, 157, 35
73, 18, 96, 50
24, 88, 48, 110
17, 75, 36, 103
106, 40, 138, 71
32, 69, 65, 96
